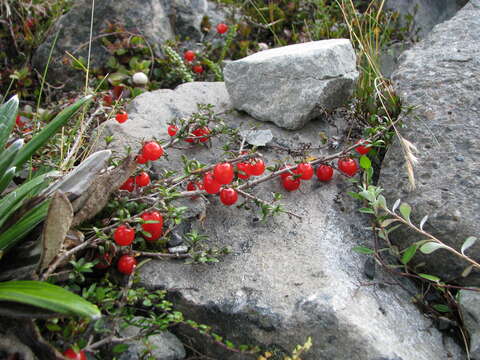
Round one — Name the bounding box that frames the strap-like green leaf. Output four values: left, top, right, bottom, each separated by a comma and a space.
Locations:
0, 280, 101, 319
0, 139, 23, 178
0, 95, 19, 151
0, 167, 16, 194
12, 95, 92, 169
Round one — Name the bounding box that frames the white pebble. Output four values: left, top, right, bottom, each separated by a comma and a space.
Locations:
132, 72, 149, 86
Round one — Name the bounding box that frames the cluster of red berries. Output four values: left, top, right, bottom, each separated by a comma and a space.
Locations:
167, 123, 211, 144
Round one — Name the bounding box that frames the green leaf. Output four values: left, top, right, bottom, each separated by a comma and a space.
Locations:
461, 236, 477, 255
359, 207, 375, 214
347, 191, 363, 200
0, 95, 19, 151
0, 139, 23, 177
401, 244, 418, 265
418, 273, 440, 282
392, 199, 401, 212
0, 280, 101, 319
0, 167, 16, 194
380, 219, 399, 227
419, 215, 428, 230
352, 246, 375, 255
432, 304, 451, 313
399, 203, 411, 222
113, 344, 129, 353
12, 96, 92, 169
462, 265, 474, 278
359, 155, 371, 170
419, 242, 446, 254
376, 195, 387, 209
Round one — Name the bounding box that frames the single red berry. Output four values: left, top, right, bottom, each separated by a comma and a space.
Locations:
193, 65, 204, 74
355, 140, 371, 155
112, 85, 124, 100
248, 159, 266, 176
136, 153, 148, 164
116, 111, 128, 123
295, 163, 314, 180
142, 141, 164, 161
95, 251, 113, 269
279, 165, 294, 180
117, 255, 137, 275
203, 172, 222, 194
113, 225, 135, 246
15, 115, 25, 128
119, 177, 134, 192
197, 127, 210, 142
213, 163, 235, 185
220, 188, 238, 206
236, 162, 251, 180
63, 348, 87, 360
216, 23, 229, 34
184, 50, 196, 62
168, 124, 178, 136
135, 172, 151, 187
316, 164, 334, 182
141, 211, 163, 241
338, 157, 358, 177
187, 181, 197, 192
103, 94, 113, 106
282, 175, 301, 192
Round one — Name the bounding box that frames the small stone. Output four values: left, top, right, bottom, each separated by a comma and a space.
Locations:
239, 129, 273, 147
455, 155, 465, 162
168, 245, 188, 254
132, 72, 149, 86
168, 232, 184, 247
258, 42, 269, 51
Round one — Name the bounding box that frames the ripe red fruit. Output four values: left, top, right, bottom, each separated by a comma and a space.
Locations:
316, 164, 334, 182
282, 175, 301, 192
236, 162, 251, 180
220, 188, 238, 206
140, 211, 163, 241
117, 255, 137, 275
94, 251, 113, 269
136, 154, 148, 164
142, 141, 164, 161
187, 181, 197, 192
216, 23, 229, 34
63, 348, 87, 360
168, 125, 178, 136
15, 115, 25, 128
113, 225, 135, 246
248, 159, 266, 176
203, 172, 222, 194
119, 177, 134, 192
194, 127, 210, 142
135, 172, 150, 187
295, 163, 314, 180
193, 65, 204, 74
214, 163, 234, 185
116, 111, 128, 123
355, 140, 371, 155
184, 50, 196, 62
338, 158, 358, 177
103, 94, 113, 106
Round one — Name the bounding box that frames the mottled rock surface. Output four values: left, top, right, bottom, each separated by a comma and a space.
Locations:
379, 0, 480, 285
459, 289, 480, 359
224, 40, 358, 130
96, 82, 462, 360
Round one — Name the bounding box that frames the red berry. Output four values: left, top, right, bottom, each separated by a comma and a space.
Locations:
236, 162, 251, 180
136, 153, 148, 164
216, 23, 229, 34
220, 188, 238, 206
184, 50, 196, 62
213, 163, 234, 185
248, 159, 266, 176
142, 141, 164, 161
316, 164, 334, 181
15, 115, 25, 128
187, 181, 197, 192
63, 348, 87, 360
112, 85, 124, 100
117, 255, 137, 275
193, 65, 204, 74
197, 127, 210, 142
280, 165, 294, 180
338, 157, 358, 177
295, 163, 314, 180
135, 172, 150, 187
168, 125, 178, 136
113, 225, 135, 246
355, 140, 371, 155
103, 94, 113, 106
119, 177, 134, 192
116, 111, 128, 123
282, 175, 301, 192
140, 211, 163, 241
203, 172, 222, 194
95, 250, 113, 269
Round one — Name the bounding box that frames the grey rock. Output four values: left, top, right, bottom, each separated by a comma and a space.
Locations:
118, 317, 186, 360
379, 0, 480, 286
239, 129, 273, 147
459, 289, 480, 359
94, 82, 462, 359
168, 231, 185, 247
224, 39, 359, 130
168, 245, 189, 254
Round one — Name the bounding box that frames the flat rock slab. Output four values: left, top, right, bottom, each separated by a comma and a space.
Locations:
224, 40, 358, 130
96, 82, 460, 359
379, 0, 480, 285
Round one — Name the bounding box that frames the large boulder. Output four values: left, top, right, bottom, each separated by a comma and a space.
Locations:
96, 82, 462, 359
224, 39, 358, 130
379, 0, 480, 285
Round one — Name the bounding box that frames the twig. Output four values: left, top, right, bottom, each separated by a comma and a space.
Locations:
136, 251, 191, 259
236, 189, 302, 220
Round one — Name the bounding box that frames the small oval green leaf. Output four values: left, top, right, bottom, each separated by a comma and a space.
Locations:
401, 244, 418, 265
353, 246, 375, 255
461, 236, 477, 255
360, 155, 371, 170
419, 273, 441, 282
399, 203, 411, 222
419, 242, 446, 254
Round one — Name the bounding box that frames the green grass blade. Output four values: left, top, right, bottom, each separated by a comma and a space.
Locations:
0, 200, 50, 251
0, 280, 101, 319
0, 167, 16, 194
12, 95, 92, 169
0, 95, 19, 150
0, 139, 23, 177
